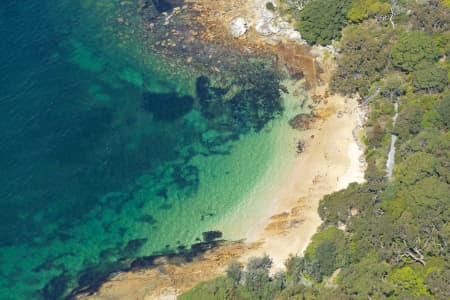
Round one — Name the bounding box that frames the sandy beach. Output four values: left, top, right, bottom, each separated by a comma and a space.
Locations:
232, 86, 367, 270
75, 1, 367, 299
76, 82, 367, 300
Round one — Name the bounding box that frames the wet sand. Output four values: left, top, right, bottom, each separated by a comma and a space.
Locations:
75, 84, 367, 300
232, 86, 367, 269
75, 1, 367, 299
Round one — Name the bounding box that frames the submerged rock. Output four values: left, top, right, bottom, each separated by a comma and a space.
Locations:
229, 17, 248, 37
142, 91, 194, 121
289, 113, 315, 130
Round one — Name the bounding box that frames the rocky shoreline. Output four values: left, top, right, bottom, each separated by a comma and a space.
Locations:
72, 1, 366, 299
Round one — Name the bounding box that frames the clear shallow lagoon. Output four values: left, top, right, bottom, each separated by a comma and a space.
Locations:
0, 1, 306, 298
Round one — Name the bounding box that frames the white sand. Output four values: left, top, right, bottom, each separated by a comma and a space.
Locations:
76, 86, 368, 300
228, 89, 367, 270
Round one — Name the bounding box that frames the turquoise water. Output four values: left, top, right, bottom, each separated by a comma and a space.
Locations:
0, 1, 303, 299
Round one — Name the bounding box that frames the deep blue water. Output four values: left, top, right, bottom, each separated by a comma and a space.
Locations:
1, 1, 155, 245
0, 1, 195, 298
0, 1, 287, 298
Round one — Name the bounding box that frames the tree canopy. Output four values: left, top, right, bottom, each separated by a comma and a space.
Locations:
297, 0, 350, 45
347, 0, 391, 23
180, 1, 450, 299
412, 63, 447, 93
392, 31, 440, 72
330, 22, 391, 96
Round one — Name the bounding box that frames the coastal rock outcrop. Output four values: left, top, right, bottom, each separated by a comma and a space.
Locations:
288, 113, 315, 130
230, 17, 248, 37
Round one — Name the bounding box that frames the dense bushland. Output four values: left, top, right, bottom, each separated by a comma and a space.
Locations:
180, 1, 449, 299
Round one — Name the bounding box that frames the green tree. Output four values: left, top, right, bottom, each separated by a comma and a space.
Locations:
390, 266, 429, 297
297, 0, 350, 45
410, 0, 450, 33
394, 152, 439, 185
347, 0, 390, 23
178, 277, 235, 300
244, 256, 273, 299
338, 257, 394, 299
314, 239, 337, 279
425, 269, 450, 300
412, 63, 447, 93
395, 105, 423, 139
319, 183, 372, 225
438, 94, 450, 128
226, 261, 244, 285
285, 255, 305, 285
391, 31, 440, 72
330, 22, 391, 96
380, 72, 407, 100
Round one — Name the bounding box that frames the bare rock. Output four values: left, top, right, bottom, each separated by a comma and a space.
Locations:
255, 19, 272, 36
229, 18, 248, 37
289, 113, 315, 130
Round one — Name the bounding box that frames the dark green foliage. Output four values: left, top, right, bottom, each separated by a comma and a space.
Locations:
330, 22, 390, 96
438, 94, 450, 128
395, 104, 423, 139
391, 31, 440, 72
319, 183, 371, 226
297, 0, 350, 45
244, 268, 271, 298
298, 227, 348, 282
285, 255, 304, 285
274, 284, 316, 300
266, 2, 276, 11
337, 257, 394, 299
366, 122, 385, 148
244, 256, 273, 299
425, 269, 450, 300
313, 240, 337, 280
379, 72, 408, 100
226, 261, 244, 285
178, 277, 236, 300
246, 255, 272, 273
412, 63, 447, 93
180, 2, 450, 299
410, 0, 450, 33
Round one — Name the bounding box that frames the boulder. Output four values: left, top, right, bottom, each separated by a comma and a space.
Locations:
288, 113, 315, 130
255, 20, 272, 36
229, 17, 248, 37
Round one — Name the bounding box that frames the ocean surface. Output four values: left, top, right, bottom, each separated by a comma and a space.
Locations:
0, 1, 306, 299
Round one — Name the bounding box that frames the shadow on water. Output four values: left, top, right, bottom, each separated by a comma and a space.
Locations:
152, 0, 185, 13
142, 91, 194, 121
54, 231, 224, 300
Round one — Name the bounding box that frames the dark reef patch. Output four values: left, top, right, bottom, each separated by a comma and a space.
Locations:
142, 91, 194, 121
202, 230, 223, 242
39, 271, 71, 300
172, 164, 199, 195
67, 231, 226, 299
120, 238, 148, 257
152, 0, 184, 13
137, 214, 157, 224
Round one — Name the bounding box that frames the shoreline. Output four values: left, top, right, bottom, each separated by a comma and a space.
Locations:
75, 85, 367, 300
215, 82, 367, 271
75, 1, 367, 299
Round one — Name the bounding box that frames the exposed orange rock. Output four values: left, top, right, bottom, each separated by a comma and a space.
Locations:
75, 241, 262, 300
74, 2, 368, 300
264, 206, 305, 234
186, 0, 320, 86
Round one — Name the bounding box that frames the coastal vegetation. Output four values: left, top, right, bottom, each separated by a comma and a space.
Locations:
180, 0, 450, 299
296, 0, 350, 45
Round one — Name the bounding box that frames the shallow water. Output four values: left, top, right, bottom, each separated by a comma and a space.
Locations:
0, 1, 307, 299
